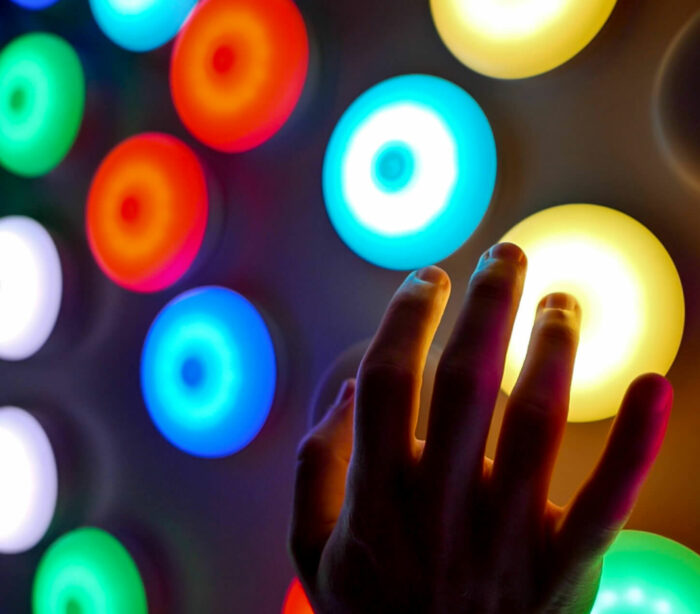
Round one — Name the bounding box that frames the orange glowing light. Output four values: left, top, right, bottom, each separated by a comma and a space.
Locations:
86, 133, 208, 292
170, 0, 309, 152
282, 579, 313, 614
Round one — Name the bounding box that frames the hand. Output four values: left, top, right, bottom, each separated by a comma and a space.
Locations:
289, 242, 672, 613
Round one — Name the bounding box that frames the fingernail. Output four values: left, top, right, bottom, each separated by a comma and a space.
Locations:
489, 242, 526, 264
334, 379, 355, 405
415, 265, 445, 285
543, 292, 579, 311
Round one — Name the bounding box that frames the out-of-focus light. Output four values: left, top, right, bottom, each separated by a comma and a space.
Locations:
430, 0, 617, 79
0, 33, 84, 177
591, 531, 700, 614
141, 286, 277, 458
500, 204, 684, 422
89, 0, 197, 52
282, 579, 314, 614
0, 407, 57, 554
86, 133, 208, 293
323, 74, 496, 270
10, 0, 59, 9
0, 216, 62, 361
170, 0, 309, 152
32, 527, 148, 614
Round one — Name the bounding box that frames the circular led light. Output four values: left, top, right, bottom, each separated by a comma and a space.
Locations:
430, 0, 617, 79
0, 407, 57, 554
141, 286, 277, 457
10, 0, 59, 8
0, 216, 63, 361
89, 0, 197, 52
170, 0, 309, 152
500, 204, 684, 422
86, 133, 208, 293
282, 579, 314, 614
0, 33, 84, 177
323, 74, 496, 270
592, 531, 700, 614
32, 527, 148, 614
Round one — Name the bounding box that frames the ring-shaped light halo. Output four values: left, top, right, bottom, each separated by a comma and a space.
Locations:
86, 132, 209, 293
89, 0, 198, 52
170, 0, 309, 152
592, 531, 700, 614
32, 527, 148, 614
500, 204, 685, 422
10, 0, 59, 9
0, 33, 84, 177
0, 216, 63, 361
0, 407, 57, 554
430, 0, 617, 79
141, 286, 277, 457
323, 74, 497, 270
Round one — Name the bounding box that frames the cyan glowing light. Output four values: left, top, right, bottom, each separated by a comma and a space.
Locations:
592, 531, 700, 614
10, 0, 59, 8
0, 407, 57, 554
141, 286, 277, 457
90, 0, 197, 52
323, 74, 496, 270
0, 216, 63, 361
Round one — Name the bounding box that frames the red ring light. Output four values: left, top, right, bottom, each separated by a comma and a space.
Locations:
170, 0, 310, 152
87, 133, 208, 292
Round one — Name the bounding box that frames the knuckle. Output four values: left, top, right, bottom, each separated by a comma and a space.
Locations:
358, 357, 418, 388
537, 314, 579, 346
295, 433, 330, 464
468, 266, 517, 303
389, 290, 434, 322
435, 357, 500, 398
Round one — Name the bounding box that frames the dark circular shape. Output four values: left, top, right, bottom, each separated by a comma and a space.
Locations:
654, 11, 700, 191
65, 599, 81, 614
181, 356, 205, 388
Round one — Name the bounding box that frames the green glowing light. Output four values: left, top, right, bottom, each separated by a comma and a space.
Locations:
0, 33, 85, 177
32, 527, 148, 614
593, 530, 700, 613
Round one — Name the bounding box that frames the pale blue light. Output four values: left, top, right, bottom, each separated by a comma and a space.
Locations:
10, 0, 59, 9
323, 74, 497, 270
89, 0, 197, 52
141, 286, 277, 458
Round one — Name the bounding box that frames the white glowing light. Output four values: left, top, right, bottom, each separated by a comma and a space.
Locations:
0, 216, 62, 361
454, 0, 569, 38
627, 587, 646, 605
342, 102, 457, 235
0, 407, 58, 554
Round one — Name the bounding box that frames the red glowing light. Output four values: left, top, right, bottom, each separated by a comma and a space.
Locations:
86, 133, 208, 292
170, 0, 309, 152
282, 579, 313, 614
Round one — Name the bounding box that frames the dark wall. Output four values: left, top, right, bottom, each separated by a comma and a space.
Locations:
0, 0, 698, 612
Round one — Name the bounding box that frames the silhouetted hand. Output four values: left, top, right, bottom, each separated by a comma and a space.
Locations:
289, 242, 672, 613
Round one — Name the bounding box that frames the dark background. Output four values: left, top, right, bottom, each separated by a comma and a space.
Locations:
0, 0, 698, 612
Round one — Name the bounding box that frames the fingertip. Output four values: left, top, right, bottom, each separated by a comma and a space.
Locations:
415, 265, 451, 289
489, 242, 527, 265
626, 373, 673, 415
334, 378, 356, 405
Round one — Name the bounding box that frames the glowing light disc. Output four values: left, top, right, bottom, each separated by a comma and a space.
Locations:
323, 74, 496, 270
500, 204, 684, 422
10, 0, 59, 8
141, 286, 277, 457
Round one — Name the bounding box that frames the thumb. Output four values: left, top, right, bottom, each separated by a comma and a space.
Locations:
289, 379, 355, 579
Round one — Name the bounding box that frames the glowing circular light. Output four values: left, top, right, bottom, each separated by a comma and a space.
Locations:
170, 0, 309, 152
0, 216, 63, 361
500, 204, 684, 422
323, 74, 496, 270
430, 0, 617, 79
282, 579, 314, 614
10, 0, 59, 8
32, 527, 148, 614
0, 33, 84, 177
141, 286, 277, 458
592, 531, 700, 614
86, 133, 208, 293
0, 407, 57, 554
89, 0, 197, 52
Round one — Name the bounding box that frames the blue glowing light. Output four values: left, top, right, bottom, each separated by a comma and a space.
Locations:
141, 286, 277, 458
10, 0, 58, 8
323, 74, 497, 270
89, 0, 197, 52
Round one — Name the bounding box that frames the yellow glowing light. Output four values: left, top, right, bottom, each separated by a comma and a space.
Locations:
430, 0, 617, 79
500, 204, 684, 422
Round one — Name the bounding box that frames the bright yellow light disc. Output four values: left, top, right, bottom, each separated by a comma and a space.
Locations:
430, 0, 617, 79
500, 204, 684, 422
